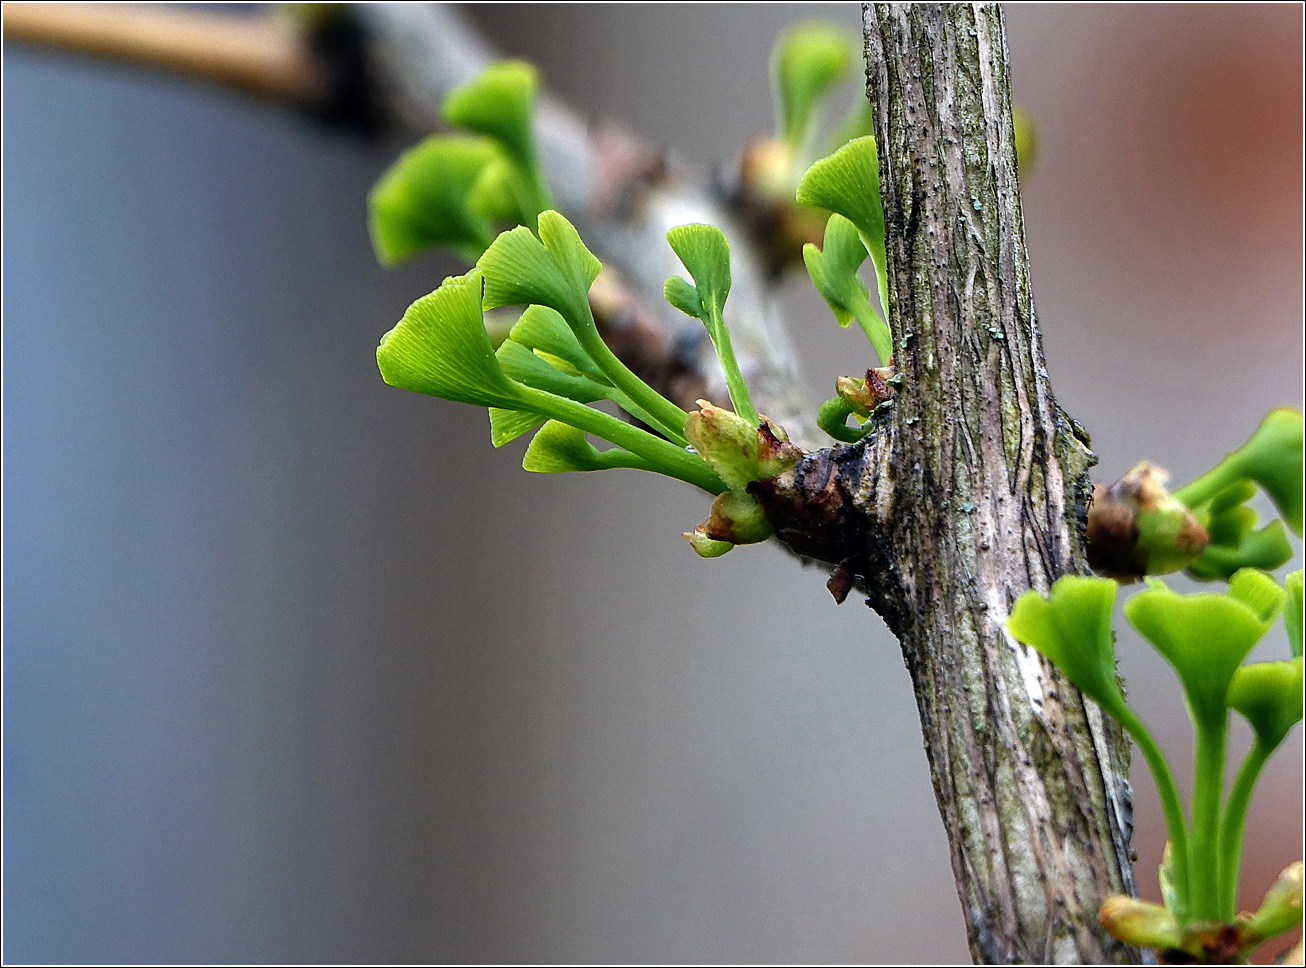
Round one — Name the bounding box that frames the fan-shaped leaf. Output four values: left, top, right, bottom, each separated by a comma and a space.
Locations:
1006, 576, 1125, 718
368, 136, 499, 265
376, 269, 522, 409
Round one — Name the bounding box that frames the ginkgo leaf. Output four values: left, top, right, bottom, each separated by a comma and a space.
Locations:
804, 213, 891, 363
1124, 574, 1279, 725
773, 23, 855, 148
666, 224, 732, 318
442, 60, 538, 174
507, 305, 603, 380
442, 59, 551, 223
376, 269, 523, 409
1006, 575, 1126, 719
1176, 408, 1304, 538
1227, 658, 1304, 751
796, 137, 889, 334
522, 420, 656, 474
495, 339, 609, 403
796, 136, 884, 251
665, 224, 758, 425
368, 136, 500, 265
478, 213, 600, 327
489, 407, 546, 447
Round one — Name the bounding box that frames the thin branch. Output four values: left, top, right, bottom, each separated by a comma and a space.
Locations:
2, 3, 323, 103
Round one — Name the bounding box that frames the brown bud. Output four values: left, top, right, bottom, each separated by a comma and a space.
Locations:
1087, 463, 1209, 581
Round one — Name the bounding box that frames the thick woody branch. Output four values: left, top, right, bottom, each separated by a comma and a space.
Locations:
856, 5, 1138, 961
757, 5, 1144, 962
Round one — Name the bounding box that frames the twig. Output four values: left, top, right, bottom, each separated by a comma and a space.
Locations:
2, 3, 323, 103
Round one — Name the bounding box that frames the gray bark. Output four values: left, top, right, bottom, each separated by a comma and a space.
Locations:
860, 5, 1138, 961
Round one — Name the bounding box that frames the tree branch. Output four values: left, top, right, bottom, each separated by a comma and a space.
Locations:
754, 4, 1141, 960
2, 3, 322, 103
854, 5, 1137, 961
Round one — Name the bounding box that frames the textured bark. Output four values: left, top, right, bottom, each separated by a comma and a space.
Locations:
859, 5, 1138, 961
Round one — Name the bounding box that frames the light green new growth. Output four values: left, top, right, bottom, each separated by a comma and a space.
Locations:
1008, 575, 1192, 919
1010, 567, 1302, 938
376, 266, 723, 495
773, 23, 855, 151
523, 420, 658, 475
803, 213, 892, 364
664, 224, 758, 425
796, 137, 890, 358
369, 136, 502, 265
1176, 409, 1304, 580
442, 60, 552, 224
1125, 570, 1284, 921
377, 269, 523, 408
480, 212, 689, 443
1222, 657, 1304, 918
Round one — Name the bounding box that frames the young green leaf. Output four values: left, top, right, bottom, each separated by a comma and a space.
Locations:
663, 276, 702, 319
368, 136, 500, 265
796, 136, 884, 252
1006, 576, 1127, 718
522, 420, 657, 474
772, 23, 855, 149
495, 339, 610, 404
442, 59, 552, 220
1124, 572, 1283, 724
803, 213, 892, 363
796, 137, 889, 334
665, 224, 758, 425
479, 216, 601, 326
1187, 519, 1293, 581
506, 305, 604, 380
443, 60, 537, 170
489, 407, 546, 447
376, 268, 523, 409
1175, 408, 1304, 537
1227, 658, 1304, 751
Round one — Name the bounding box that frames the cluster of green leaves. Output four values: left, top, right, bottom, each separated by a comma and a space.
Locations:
1008, 419, 1304, 958
371, 56, 818, 556
1174, 408, 1304, 580
369, 60, 551, 267
370, 25, 919, 559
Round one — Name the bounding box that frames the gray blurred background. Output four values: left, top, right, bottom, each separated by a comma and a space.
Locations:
4, 4, 1301, 963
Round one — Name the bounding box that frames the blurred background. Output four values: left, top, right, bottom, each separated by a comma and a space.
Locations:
4, 3, 1301, 963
